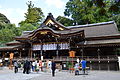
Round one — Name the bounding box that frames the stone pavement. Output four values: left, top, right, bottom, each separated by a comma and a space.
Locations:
29, 70, 120, 80
0, 67, 40, 80
0, 67, 120, 80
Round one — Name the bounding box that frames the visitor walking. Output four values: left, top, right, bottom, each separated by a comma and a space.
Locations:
80, 58, 87, 74
14, 60, 18, 73
74, 63, 79, 75
23, 60, 30, 74
32, 60, 36, 72
51, 60, 56, 77
48, 60, 52, 72
36, 60, 39, 73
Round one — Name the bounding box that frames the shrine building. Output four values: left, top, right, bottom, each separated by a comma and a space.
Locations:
0, 13, 120, 70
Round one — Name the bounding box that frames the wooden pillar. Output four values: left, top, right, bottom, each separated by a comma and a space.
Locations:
81, 49, 83, 59
69, 37, 71, 51
19, 50, 22, 58
40, 44, 43, 56
2, 52, 5, 58
27, 42, 33, 59
56, 37, 59, 58
40, 39, 43, 60
28, 48, 32, 59
27, 48, 31, 58
30, 49, 33, 59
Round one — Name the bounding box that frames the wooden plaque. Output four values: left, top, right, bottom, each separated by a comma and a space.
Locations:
69, 51, 76, 57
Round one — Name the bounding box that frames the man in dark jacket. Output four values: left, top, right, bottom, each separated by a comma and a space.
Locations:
51, 60, 56, 77
23, 60, 30, 74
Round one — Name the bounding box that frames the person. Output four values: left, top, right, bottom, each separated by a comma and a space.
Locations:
80, 59, 87, 74
39, 60, 43, 71
14, 60, 18, 73
32, 60, 36, 72
51, 60, 56, 77
36, 60, 39, 73
23, 60, 30, 74
48, 60, 52, 72
74, 63, 79, 75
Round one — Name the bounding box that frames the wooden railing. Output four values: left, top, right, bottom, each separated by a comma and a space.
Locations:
53, 55, 118, 62
2, 55, 117, 62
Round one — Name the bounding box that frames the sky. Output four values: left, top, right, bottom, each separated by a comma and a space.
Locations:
0, 0, 68, 26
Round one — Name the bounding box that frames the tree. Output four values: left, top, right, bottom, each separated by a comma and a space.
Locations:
0, 23, 21, 44
92, 0, 120, 30
112, 15, 120, 31
19, 1, 44, 27
0, 13, 10, 30
0, 13, 10, 24
64, 0, 119, 25
93, 0, 120, 14
5, 24, 21, 36
19, 23, 37, 31
0, 28, 15, 43
0, 22, 21, 45
56, 16, 74, 26
64, 0, 98, 24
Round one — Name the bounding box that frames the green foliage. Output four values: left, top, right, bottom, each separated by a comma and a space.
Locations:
0, 1, 45, 45
0, 28, 15, 42
64, 0, 120, 25
0, 13, 21, 44
19, 23, 37, 31
112, 15, 120, 31
0, 13, 10, 24
0, 23, 21, 44
19, 1, 44, 27
56, 16, 74, 26
66, 62, 73, 68
64, 0, 97, 24
92, 0, 120, 14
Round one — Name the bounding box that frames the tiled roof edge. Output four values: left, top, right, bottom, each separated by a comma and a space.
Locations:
67, 21, 114, 28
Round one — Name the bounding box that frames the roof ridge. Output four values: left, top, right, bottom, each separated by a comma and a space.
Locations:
67, 21, 114, 28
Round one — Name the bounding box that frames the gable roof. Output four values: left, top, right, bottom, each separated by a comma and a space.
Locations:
67, 21, 119, 38
15, 27, 84, 41
42, 13, 69, 30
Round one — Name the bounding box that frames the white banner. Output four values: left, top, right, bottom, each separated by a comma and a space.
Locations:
33, 43, 69, 50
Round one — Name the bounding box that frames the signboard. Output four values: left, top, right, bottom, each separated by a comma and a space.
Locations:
69, 51, 76, 57
9, 53, 14, 59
